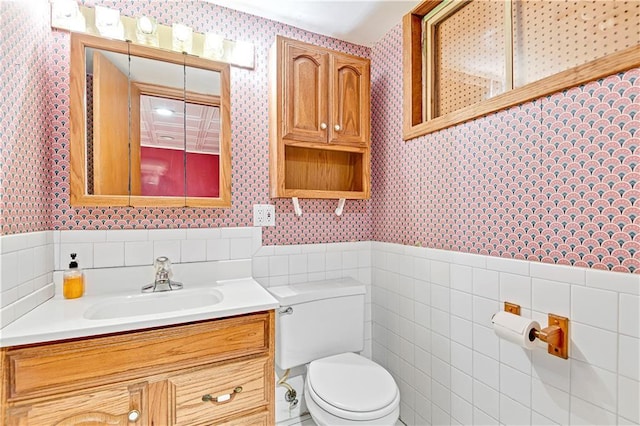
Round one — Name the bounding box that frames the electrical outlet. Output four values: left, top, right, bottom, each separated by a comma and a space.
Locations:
253, 204, 276, 227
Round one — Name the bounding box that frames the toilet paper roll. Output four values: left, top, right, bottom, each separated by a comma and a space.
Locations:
491, 311, 540, 350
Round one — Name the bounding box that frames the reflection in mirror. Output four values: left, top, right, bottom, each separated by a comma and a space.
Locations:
85, 47, 131, 196
139, 95, 186, 197
71, 33, 231, 207
130, 54, 187, 198
185, 65, 221, 198
86, 49, 189, 197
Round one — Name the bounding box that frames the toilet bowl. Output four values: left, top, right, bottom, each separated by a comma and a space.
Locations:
304, 352, 400, 426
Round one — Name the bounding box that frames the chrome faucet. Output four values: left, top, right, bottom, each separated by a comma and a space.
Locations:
142, 256, 183, 293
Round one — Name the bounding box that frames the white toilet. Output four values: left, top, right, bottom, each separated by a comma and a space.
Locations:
268, 278, 400, 426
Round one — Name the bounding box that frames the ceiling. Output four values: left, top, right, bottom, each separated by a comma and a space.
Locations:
205, 0, 421, 47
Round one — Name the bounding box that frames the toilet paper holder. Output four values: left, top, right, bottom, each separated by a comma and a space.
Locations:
503, 302, 569, 359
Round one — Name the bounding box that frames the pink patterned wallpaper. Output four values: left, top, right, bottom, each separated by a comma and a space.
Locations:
4, 1, 638, 272
371, 25, 640, 273
1, 0, 52, 235
47, 1, 372, 244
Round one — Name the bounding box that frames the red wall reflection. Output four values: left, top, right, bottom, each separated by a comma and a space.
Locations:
140, 147, 219, 197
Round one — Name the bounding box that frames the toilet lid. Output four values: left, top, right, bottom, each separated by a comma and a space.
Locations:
307, 352, 398, 413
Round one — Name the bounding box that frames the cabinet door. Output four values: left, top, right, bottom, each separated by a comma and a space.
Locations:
6, 383, 146, 426
282, 42, 329, 143
329, 53, 370, 146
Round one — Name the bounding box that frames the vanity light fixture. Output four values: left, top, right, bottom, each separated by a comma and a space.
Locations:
172, 23, 193, 53
136, 16, 158, 47
232, 40, 254, 65
95, 5, 124, 40
51, 0, 86, 32
204, 33, 225, 60
51, 3, 255, 69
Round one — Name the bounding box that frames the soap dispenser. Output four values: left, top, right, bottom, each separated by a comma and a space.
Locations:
63, 253, 85, 299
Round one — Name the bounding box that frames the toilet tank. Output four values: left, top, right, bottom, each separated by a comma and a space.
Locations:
268, 278, 365, 370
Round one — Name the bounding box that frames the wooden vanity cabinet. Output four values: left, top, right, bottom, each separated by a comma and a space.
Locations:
1, 311, 275, 426
269, 36, 371, 199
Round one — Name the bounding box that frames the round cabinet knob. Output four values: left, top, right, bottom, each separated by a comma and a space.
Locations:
320, 122, 327, 130
128, 410, 140, 422
334, 124, 341, 131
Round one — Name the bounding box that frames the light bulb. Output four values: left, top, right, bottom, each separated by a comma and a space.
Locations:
172, 23, 193, 53
138, 16, 155, 35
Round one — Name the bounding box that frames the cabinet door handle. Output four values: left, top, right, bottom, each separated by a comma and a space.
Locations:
127, 410, 140, 422
334, 124, 341, 131
320, 122, 327, 130
202, 386, 243, 404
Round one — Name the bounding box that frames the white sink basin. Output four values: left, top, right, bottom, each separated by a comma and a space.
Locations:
84, 288, 224, 320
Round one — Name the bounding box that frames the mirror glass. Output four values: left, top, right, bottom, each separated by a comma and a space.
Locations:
185, 65, 221, 198
131, 54, 187, 198
85, 47, 133, 196
72, 33, 230, 207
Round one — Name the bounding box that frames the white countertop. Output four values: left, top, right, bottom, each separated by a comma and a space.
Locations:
0, 278, 279, 348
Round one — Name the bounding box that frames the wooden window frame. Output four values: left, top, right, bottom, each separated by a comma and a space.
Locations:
403, 0, 640, 141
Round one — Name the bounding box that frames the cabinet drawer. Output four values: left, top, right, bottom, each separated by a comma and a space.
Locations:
7, 312, 272, 400
171, 357, 270, 426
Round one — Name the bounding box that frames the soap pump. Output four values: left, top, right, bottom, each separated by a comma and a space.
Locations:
63, 253, 85, 299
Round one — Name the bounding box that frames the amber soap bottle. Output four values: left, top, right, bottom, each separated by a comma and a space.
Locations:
63, 253, 85, 299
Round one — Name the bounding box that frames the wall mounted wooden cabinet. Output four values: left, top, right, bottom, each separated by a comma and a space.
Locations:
1, 312, 275, 425
269, 36, 371, 199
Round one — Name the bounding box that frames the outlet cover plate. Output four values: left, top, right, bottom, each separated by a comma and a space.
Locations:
253, 204, 275, 227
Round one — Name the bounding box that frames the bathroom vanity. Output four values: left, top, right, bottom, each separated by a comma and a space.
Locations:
1, 311, 274, 425
0, 278, 278, 425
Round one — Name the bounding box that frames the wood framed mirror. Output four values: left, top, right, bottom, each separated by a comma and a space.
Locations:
70, 33, 231, 207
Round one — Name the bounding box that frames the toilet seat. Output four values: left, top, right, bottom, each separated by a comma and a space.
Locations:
306, 352, 399, 422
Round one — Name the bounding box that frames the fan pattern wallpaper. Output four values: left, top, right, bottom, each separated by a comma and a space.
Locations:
2, 1, 639, 273
371, 25, 640, 273
47, 0, 373, 245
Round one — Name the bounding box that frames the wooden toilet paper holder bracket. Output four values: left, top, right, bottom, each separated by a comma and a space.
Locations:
503, 302, 569, 359
504, 301, 520, 315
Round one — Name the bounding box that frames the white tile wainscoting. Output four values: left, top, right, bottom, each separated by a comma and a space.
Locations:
371, 242, 640, 426
52, 227, 263, 271
2, 230, 639, 425
0, 231, 55, 328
